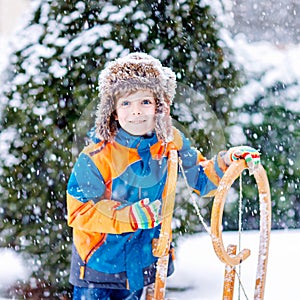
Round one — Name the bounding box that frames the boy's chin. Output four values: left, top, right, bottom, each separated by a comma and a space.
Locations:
123, 127, 155, 137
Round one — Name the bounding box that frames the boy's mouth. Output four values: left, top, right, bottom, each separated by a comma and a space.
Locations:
129, 118, 146, 124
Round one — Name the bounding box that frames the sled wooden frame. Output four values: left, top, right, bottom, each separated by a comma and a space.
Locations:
211, 160, 272, 300
146, 149, 178, 300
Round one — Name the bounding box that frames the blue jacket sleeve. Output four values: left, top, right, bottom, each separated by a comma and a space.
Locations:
177, 131, 227, 197
67, 153, 106, 203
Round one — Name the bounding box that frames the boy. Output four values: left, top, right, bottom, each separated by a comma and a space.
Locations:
67, 52, 260, 300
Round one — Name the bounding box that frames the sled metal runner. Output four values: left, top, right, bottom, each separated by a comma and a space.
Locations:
211, 160, 272, 300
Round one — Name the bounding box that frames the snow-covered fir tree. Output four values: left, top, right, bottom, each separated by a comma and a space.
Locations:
228, 39, 300, 230
0, 0, 240, 297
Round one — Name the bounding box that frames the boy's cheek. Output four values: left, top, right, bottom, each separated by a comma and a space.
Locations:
164, 106, 170, 115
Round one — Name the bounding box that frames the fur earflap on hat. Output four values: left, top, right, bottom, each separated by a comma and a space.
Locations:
95, 52, 177, 142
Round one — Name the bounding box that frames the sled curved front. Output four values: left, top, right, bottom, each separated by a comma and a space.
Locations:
211, 160, 271, 300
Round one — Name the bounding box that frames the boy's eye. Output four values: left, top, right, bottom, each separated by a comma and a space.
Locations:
121, 101, 130, 106
142, 99, 153, 105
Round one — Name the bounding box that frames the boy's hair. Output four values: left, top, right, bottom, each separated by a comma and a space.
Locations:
95, 52, 176, 142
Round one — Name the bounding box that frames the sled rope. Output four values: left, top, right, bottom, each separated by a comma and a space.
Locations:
235, 268, 249, 300
178, 158, 211, 235
236, 174, 250, 300
238, 173, 243, 300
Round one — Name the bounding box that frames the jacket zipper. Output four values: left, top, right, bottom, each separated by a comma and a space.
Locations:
80, 233, 107, 280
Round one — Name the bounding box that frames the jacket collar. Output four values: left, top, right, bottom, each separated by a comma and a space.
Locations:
114, 128, 158, 149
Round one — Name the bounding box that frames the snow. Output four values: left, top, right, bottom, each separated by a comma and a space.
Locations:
0, 249, 30, 293
166, 229, 299, 300
0, 1, 299, 299
224, 35, 300, 112
0, 229, 298, 299
0, 128, 21, 169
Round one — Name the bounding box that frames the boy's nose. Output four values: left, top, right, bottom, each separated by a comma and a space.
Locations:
132, 104, 142, 115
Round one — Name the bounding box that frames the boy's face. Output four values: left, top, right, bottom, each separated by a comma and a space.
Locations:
115, 90, 156, 136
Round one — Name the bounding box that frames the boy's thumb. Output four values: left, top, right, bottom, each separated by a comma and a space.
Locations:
139, 198, 149, 206
151, 199, 161, 208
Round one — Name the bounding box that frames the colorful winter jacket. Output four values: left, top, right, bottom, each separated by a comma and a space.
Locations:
67, 127, 228, 291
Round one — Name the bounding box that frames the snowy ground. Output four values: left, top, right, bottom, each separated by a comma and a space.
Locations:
166, 229, 300, 300
0, 229, 299, 299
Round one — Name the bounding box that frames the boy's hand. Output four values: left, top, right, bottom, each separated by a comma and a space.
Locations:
130, 198, 161, 230
224, 146, 261, 174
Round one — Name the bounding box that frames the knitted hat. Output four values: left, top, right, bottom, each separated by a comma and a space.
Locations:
95, 52, 177, 142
